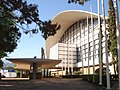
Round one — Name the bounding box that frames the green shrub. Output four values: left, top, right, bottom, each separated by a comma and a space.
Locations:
81, 74, 118, 88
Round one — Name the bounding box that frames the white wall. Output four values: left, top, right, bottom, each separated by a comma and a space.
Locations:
49, 43, 58, 59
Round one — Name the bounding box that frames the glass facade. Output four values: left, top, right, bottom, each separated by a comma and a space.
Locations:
49, 18, 106, 75
59, 18, 100, 63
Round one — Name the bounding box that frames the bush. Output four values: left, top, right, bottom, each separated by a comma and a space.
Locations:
62, 75, 81, 78
81, 75, 107, 87
81, 74, 118, 87
95, 67, 107, 75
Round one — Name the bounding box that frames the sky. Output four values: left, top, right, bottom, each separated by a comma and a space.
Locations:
5, 0, 120, 59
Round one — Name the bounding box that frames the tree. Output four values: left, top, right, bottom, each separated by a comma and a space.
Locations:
95, 67, 107, 75
68, 0, 90, 5
0, 0, 60, 68
0, 0, 60, 40
0, 5, 21, 69
107, 0, 118, 75
0, 7, 21, 58
0, 60, 3, 69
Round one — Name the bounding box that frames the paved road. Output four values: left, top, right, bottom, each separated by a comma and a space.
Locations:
0, 78, 101, 90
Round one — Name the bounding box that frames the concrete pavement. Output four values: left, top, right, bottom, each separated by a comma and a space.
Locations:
0, 78, 101, 90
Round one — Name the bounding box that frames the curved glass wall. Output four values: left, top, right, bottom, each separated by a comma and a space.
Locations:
59, 18, 100, 64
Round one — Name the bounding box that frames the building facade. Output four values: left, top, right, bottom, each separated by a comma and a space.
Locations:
46, 10, 113, 75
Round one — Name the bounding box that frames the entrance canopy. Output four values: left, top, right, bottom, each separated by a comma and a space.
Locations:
6, 58, 62, 70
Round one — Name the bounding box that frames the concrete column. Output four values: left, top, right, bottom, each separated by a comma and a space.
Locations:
43, 69, 45, 77
46, 69, 49, 77
33, 62, 37, 79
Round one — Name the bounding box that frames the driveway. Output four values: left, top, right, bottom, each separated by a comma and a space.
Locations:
0, 78, 101, 90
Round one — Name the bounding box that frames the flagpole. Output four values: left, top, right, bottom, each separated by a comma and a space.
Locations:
114, 0, 120, 89
71, 45, 73, 75
97, 0, 102, 85
67, 43, 69, 75
80, 23, 84, 75
65, 43, 67, 75
90, 5, 95, 83
87, 16, 90, 81
102, 0, 111, 89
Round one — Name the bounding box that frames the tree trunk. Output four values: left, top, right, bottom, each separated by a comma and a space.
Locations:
113, 63, 117, 75
0, 73, 1, 80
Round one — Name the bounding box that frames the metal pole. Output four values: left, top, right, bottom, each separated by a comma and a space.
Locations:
102, 0, 111, 89
70, 44, 73, 75
90, 5, 95, 83
65, 43, 67, 75
87, 16, 90, 81
81, 23, 84, 75
97, 0, 102, 85
114, 0, 120, 89
67, 43, 69, 75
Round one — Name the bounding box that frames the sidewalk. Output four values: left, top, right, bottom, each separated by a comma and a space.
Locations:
0, 78, 101, 90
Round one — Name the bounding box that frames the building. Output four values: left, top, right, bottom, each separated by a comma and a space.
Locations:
46, 10, 115, 75
6, 58, 61, 79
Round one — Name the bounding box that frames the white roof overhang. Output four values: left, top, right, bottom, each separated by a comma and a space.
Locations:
7, 58, 62, 70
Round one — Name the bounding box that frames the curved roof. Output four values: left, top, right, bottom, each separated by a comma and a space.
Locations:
46, 10, 99, 58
